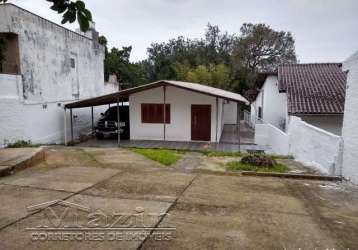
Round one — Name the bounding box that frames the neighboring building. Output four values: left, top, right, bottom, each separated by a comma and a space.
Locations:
65, 80, 249, 143
341, 51, 358, 184
0, 4, 116, 147
251, 63, 347, 135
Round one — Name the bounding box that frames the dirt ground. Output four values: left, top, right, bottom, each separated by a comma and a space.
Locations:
0, 147, 357, 250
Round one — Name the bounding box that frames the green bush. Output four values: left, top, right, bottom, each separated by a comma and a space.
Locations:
6, 140, 39, 148
240, 154, 277, 167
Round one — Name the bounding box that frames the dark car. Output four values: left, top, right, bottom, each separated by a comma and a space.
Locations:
95, 106, 130, 140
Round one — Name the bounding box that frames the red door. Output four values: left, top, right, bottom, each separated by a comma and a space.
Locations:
191, 105, 211, 141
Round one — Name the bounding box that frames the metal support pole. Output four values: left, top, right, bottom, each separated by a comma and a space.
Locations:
236, 102, 241, 151
91, 106, 94, 136
215, 97, 219, 143
163, 86, 166, 141
70, 108, 74, 142
117, 99, 120, 146
64, 108, 67, 146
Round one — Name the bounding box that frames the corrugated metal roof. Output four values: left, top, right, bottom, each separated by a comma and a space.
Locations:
64, 80, 249, 108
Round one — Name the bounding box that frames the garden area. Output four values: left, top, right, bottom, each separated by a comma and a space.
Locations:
128, 148, 314, 175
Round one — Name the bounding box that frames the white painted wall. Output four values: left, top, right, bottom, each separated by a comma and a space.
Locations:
341, 51, 358, 184
0, 4, 115, 147
250, 76, 287, 129
288, 116, 343, 175
255, 123, 289, 155
254, 116, 343, 175
129, 86, 223, 142
298, 115, 343, 135
223, 101, 237, 124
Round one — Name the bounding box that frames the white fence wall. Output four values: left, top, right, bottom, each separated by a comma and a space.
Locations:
255, 123, 289, 155
288, 117, 343, 175
255, 116, 343, 175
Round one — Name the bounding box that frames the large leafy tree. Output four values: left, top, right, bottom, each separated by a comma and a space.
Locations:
0, 0, 92, 32
232, 23, 297, 71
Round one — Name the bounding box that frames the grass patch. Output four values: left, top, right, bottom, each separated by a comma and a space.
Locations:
131, 148, 180, 166
226, 161, 289, 173
201, 151, 244, 157
201, 150, 293, 160
6, 140, 40, 148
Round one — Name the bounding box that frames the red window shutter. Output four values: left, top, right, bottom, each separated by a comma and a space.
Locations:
141, 103, 170, 124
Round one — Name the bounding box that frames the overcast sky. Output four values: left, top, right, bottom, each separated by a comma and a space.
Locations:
12, 0, 358, 63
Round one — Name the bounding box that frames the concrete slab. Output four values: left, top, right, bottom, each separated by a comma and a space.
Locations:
142, 202, 337, 249
0, 148, 40, 166
0, 184, 72, 229
0, 147, 44, 176
84, 169, 196, 202
178, 174, 309, 214
0, 166, 120, 192
0, 194, 172, 250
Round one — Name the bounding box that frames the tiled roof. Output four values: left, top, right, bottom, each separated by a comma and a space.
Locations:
278, 63, 347, 114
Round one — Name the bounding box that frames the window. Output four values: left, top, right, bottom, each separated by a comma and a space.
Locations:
258, 107, 263, 119
0, 33, 20, 74
141, 104, 170, 124
70, 58, 76, 68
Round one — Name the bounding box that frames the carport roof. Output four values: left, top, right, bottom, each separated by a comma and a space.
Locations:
64, 80, 249, 109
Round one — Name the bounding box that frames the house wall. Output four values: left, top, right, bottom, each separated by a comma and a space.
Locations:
0, 4, 115, 147
129, 86, 223, 142
297, 115, 343, 135
223, 101, 237, 124
250, 76, 287, 129
341, 51, 358, 184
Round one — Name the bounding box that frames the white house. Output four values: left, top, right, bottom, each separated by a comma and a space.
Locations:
341, 51, 358, 184
64, 80, 249, 143
0, 4, 116, 147
250, 63, 347, 135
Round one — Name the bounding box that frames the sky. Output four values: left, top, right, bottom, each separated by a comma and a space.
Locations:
11, 0, 358, 63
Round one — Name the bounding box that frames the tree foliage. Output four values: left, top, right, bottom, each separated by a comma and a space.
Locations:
99, 36, 147, 87
142, 23, 297, 96
0, 0, 92, 31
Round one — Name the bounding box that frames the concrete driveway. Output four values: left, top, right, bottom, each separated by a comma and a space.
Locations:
0, 147, 357, 249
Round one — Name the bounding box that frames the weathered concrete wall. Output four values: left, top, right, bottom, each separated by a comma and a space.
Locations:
0, 4, 115, 147
342, 51, 358, 184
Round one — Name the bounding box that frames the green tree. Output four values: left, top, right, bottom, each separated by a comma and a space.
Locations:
0, 0, 92, 31
232, 23, 297, 71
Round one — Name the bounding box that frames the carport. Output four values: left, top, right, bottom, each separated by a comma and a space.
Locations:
63, 91, 129, 146
64, 80, 250, 150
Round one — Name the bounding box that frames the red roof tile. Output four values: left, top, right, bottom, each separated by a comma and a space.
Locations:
278, 63, 347, 114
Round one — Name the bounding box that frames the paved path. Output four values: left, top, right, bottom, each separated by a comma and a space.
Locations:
0, 147, 357, 249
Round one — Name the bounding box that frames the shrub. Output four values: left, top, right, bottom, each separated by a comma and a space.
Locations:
6, 140, 39, 148
240, 154, 277, 168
